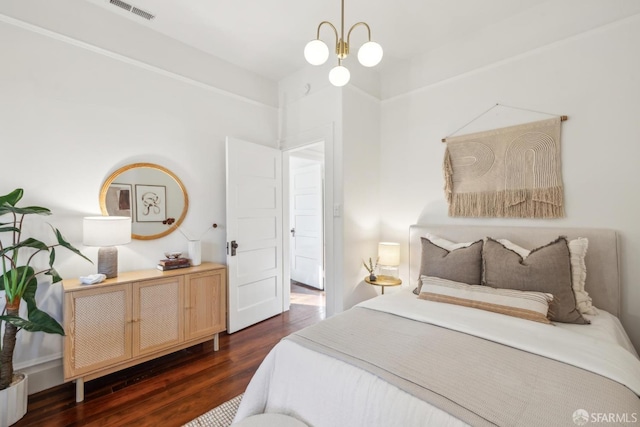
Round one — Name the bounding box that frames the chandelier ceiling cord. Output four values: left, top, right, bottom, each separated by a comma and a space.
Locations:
304, 0, 383, 87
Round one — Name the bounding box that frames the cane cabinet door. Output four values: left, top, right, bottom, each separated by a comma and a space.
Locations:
132, 276, 184, 357
64, 284, 132, 378
185, 269, 226, 341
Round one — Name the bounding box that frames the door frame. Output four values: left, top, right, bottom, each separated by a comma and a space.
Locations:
281, 124, 335, 315
284, 145, 325, 301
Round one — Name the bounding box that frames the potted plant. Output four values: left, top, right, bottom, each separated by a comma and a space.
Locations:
363, 256, 379, 281
0, 189, 90, 426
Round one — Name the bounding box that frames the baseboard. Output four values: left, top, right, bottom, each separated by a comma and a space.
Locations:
18, 358, 64, 395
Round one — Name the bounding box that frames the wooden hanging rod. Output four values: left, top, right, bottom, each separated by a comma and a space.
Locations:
441, 115, 568, 143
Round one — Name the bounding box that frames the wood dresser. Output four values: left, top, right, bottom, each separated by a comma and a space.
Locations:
62, 262, 226, 402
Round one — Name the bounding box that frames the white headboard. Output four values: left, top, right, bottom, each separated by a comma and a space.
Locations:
409, 225, 621, 317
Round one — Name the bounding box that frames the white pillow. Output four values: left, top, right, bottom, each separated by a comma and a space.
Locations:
496, 237, 598, 315
419, 275, 553, 324
424, 233, 475, 250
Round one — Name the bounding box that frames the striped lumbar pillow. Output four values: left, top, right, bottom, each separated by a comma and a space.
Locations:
418, 276, 553, 324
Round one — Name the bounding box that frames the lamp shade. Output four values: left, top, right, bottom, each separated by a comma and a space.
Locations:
83, 216, 131, 247
378, 242, 400, 266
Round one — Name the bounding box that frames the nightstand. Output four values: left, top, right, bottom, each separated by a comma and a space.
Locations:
365, 275, 402, 294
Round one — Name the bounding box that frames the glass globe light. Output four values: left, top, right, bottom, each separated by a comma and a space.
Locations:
357, 41, 383, 67
328, 65, 350, 87
304, 39, 330, 65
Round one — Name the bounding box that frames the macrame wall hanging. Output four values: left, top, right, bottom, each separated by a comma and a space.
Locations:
441, 104, 567, 219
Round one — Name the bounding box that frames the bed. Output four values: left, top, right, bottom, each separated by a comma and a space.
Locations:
234, 225, 640, 426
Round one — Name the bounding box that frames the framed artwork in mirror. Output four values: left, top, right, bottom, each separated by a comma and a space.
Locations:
104, 183, 132, 218
135, 184, 166, 222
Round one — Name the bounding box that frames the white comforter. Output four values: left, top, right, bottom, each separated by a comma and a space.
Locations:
234, 290, 640, 426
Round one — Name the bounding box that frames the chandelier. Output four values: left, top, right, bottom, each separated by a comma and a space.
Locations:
303, 0, 383, 87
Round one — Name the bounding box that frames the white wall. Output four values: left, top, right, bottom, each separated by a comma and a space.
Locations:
279, 66, 382, 314
0, 17, 277, 390
379, 14, 640, 349
342, 88, 381, 308
279, 67, 344, 315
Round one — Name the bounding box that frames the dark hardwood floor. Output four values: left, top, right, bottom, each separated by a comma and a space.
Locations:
15, 283, 325, 427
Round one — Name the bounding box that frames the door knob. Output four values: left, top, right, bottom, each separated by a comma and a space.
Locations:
230, 240, 238, 256
290, 228, 295, 237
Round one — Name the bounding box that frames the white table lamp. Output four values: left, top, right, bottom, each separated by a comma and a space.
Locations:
378, 242, 400, 278
83, 216, 131, 278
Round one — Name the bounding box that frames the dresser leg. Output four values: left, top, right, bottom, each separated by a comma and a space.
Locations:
75, 377, 85, 403
214, 333, 219, 351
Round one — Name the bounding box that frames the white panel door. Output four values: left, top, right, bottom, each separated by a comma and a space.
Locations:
226, 137, 283, 333
290, 162, 324, 289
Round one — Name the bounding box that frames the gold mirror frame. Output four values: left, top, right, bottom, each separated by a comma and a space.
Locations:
99, 163, 189, 240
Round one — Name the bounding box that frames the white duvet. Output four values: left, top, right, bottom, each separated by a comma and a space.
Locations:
234, 290, 640, 426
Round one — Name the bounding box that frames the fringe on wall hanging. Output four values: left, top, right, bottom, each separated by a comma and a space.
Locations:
442, 104, 567, 219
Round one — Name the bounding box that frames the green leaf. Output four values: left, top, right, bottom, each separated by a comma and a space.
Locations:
0, 314, 64, 335
18, 270, 64, 334
0, 201, 51, 216
19, 237, 50, 251
0, 226, 20, 233
10, 206, 52, 215
22, 271, 39, 308
0, 189, 23, 207
0, 238, 50, 259
0, 315, 31, 329
0, 266, 34, 300
45, 267, 62, 284
26, 308, 64, 335
53, 226, 91, 263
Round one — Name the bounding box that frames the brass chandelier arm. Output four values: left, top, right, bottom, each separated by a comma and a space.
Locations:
317, 20, 350, 59
316, 21, 339, 43
347, 21, 372, 44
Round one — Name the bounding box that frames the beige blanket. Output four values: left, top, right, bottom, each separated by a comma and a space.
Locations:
444, 117, 564, 218
286, 307, 640, 427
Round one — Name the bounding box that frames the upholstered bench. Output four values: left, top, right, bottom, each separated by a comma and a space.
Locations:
233, 413, 308, 427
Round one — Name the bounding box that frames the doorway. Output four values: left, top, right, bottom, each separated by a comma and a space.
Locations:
284, 142, 326, 312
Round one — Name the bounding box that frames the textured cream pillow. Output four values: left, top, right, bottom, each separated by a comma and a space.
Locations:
419, 276, 553, 324
496, 237, 598, 315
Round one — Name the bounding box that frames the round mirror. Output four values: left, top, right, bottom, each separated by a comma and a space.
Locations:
99, 163, 189, 240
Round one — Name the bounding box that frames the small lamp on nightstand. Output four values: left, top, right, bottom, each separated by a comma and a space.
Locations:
378, 242, 400, 278
83, 216, 131, 279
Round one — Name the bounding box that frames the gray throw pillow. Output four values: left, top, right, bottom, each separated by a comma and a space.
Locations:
419, 237, 483, 288
483, 237, 588, 324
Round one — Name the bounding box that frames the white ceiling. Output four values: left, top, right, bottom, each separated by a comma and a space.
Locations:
84, 0, 550, 81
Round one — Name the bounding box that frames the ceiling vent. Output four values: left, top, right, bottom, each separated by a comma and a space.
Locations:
109, 0, 155, 21
131, 7, 155, 20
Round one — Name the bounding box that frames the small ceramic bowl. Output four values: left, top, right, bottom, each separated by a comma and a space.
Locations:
164, 251, 182, 259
